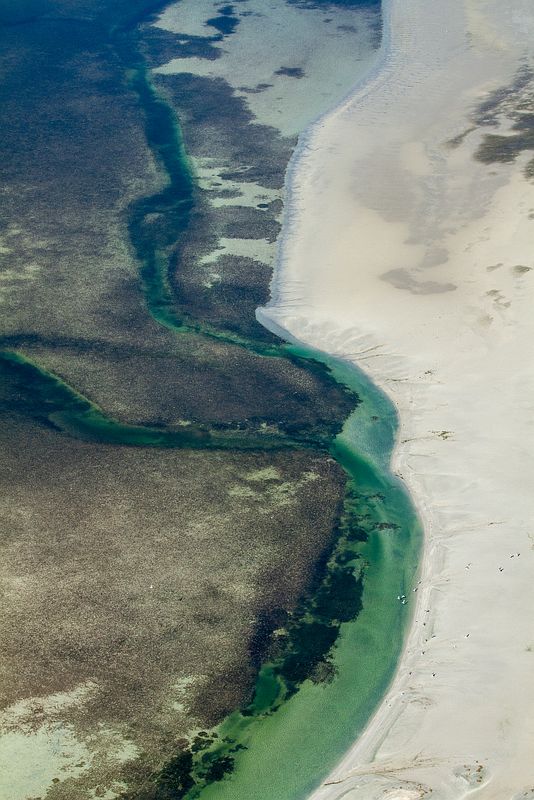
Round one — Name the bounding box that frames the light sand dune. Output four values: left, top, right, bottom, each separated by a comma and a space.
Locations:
259, 0, 534, 797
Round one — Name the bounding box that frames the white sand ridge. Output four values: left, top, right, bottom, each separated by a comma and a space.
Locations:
259, 0, 534, 797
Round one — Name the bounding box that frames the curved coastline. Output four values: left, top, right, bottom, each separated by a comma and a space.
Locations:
258, 0, 424, 773
257, 0, 433, 789
173, 342, 421, 800
0, 3, 422, 798
258, 259, 433, 800
258, 277, 429, 799
255, 1, 431, 792
265, 0, 394, 317
4, 0, 533, 796
260, 0, 534, 797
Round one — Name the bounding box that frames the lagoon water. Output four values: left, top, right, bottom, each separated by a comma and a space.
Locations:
144, 4, 421, 795
188, 347, 422, 800
0, 1, 422, 798
151, 0, 381, 283
149, 4, 422, 797
154, 0, 380, 138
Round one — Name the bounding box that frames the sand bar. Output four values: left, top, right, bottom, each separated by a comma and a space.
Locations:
259, 0, 534, 797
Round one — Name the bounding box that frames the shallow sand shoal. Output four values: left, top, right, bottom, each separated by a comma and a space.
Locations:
259, 0, 534, 797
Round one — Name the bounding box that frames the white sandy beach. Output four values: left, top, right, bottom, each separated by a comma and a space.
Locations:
259, 0, 534, 797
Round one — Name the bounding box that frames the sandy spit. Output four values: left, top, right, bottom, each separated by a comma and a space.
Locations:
258, 0, 534, 798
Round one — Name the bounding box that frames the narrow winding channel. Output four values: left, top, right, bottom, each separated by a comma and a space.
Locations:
0, 2, 422, 797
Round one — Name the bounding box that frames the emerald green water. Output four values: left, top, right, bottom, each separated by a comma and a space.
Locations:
0, 350, 324, 451
179, 349, 422, 800
0, 343, 421, 800
0, 3, 422, 797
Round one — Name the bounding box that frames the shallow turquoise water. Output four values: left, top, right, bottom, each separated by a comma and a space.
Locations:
189, 347, 422, 800
0, 1, 421, 795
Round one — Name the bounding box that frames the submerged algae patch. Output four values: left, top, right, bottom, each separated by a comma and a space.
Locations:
206, 14, 239, 36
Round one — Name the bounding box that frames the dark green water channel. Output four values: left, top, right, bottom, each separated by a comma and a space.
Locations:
113, 13, 283, 357
0, 2, 421, 798
0, 350, 328, 452
155, 353, 422, 800
112, 17, 422, 788
0, 344, 421, 800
